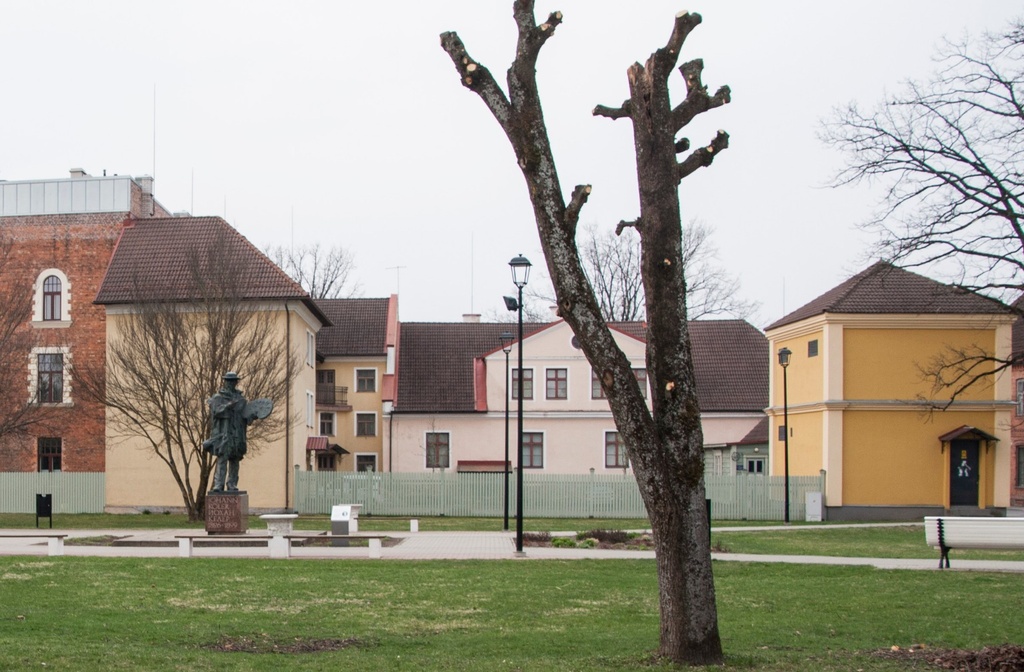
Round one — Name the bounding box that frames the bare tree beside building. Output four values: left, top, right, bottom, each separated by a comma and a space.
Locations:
81, 224, 301, 520
442, 4, 729, 664
824, 19, 1023, 395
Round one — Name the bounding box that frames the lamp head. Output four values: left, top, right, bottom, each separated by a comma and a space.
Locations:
503, 296, 519, 312
509, 254, 532, 288
499, 331, 514, 354
777, 347, 792, 369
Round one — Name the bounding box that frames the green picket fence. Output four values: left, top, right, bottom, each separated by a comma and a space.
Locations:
0, 472, 106, 514
295, 471, 825, 521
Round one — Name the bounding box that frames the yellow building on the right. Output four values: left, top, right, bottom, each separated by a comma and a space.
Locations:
765, 262, 1016, 520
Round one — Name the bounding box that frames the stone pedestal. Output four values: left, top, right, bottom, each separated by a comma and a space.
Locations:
205, 492, 248, 534
260, 513, 298, 559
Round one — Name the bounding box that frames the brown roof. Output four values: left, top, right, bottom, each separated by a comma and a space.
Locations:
95, 217, 327, 323
737, 416, 769, 445
766, 262, 1008, 331
395, 319, 767, 414
395, 322, 548, 413
315, 298, 390, 357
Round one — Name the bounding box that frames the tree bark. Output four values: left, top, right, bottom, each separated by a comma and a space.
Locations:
442, 4, 728, 664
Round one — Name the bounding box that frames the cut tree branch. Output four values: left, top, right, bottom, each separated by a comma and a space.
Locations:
565, 184, 593, 234
440, 31, 513, 132
593, 101, 632, 120
677, 130, 730, 182
673, 58, 732, 130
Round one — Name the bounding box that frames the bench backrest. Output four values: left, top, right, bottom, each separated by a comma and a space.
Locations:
924, 516, 1024, 549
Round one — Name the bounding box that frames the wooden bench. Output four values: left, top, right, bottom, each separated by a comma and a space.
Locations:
0, 533, 69, 557
924, 516, 1024, 568
174, 533, 388, 559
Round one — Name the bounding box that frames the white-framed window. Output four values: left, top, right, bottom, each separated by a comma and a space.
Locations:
38, 437, 62, 472
306, 330, 316, 367
512, 368, 533, 400
356, 412, 376, 437
320, 412, 336, 436
355, 368, 377, 393
305, 390, 315, 428
1016, 378, 1024, 417
29, 346, 71, 404
546, 368, 567, 400
605, 431, 628, 469
426, 432, 450, 469
32, 269, 71, 325
355, 454, 377, 472
522, 431, 544, 468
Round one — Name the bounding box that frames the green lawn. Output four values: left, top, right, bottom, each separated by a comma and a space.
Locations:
1, 556, 1020, 670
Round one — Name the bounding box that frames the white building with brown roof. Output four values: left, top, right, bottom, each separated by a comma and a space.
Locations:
385, 318, 768, 475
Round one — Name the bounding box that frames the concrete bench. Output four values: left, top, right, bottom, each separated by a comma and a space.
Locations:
0, 533, 69, 556
285, 534, 387, 559
924, 516, 1024, 568
174, 533, 388, 559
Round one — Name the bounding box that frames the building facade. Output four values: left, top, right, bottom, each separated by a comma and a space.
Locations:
0, 170, 169, 475
765, 262, 1015, 519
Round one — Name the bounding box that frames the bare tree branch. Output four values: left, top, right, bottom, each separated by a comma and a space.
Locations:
265, 243, 361, 299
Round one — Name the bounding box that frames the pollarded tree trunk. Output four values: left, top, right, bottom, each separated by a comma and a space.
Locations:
442, 3, 729, 665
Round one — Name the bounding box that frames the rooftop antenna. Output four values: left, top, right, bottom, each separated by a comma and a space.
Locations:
470, 232, 475, 313
152, 85, 157, 180
387, 265, 407, 295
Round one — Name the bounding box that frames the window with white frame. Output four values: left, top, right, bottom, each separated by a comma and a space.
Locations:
38, 437, 62, 472
512, 368, 533, 400
605, 431, 628, 468
356, 413, 376, 437
426, 432, 450, 469
32, 269, 70, 324
30, 347, 71, 404
320, 412, 336, 436
356, 368, 376, 393
546, 368, 567, 400
1017, 378, 1024, 416
305, 391, 315, 427
306, 330, 316, 367
522, 431, 544, 468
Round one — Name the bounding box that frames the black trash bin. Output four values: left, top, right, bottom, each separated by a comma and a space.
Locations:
36, 494, 53, 529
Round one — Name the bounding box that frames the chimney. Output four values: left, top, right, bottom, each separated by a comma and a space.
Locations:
462, 314, 481, 323
136, 175, 154, 217
69, 168, 89, 178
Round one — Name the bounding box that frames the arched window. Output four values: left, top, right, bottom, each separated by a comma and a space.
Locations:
32, 269, 70, 324
43, 275, 61, 321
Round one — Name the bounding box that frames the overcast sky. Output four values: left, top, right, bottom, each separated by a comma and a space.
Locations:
1, 1, 1019, 325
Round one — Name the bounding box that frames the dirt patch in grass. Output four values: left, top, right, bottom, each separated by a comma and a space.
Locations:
874, 643, 1024, 671
521, 530, 657, 550
65, 535, 126, 546
206, 634, 365, 654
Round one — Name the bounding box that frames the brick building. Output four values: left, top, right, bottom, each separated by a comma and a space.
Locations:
0, 170, 170, 473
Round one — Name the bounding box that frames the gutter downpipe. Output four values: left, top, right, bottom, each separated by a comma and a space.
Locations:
285, 302, 292, 510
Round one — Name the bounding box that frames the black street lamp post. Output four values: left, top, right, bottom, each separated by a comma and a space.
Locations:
778, 346, 792, 524
505, 254, 531, 553
499, 331, 514, 531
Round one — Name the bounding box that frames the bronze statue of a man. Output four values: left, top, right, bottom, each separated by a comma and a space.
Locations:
203, 372, 272, 493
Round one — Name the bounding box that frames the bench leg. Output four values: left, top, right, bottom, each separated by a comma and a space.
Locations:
179, 539, 193, 558
939, 544, 950, 569
369, 538, 382, 559
48, 537, 64, 557
269, 535, 289, 559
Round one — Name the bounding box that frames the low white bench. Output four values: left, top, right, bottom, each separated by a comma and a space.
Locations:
0, 533, 69, 556
924, 516, 1024, 568
175, 533, 387, 559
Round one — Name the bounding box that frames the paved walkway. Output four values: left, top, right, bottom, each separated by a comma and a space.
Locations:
0, 528, 1021, 571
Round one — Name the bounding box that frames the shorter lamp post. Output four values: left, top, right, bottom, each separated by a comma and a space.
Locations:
499, 331, 514, 531
778, 346, 792, 524
505, 254, 531, 553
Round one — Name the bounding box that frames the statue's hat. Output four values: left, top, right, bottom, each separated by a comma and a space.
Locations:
223, 372, 242, 381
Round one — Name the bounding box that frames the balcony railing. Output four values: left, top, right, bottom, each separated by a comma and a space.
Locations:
316, 384, 349, 408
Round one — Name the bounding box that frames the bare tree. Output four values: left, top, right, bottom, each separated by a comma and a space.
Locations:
0, 234, 49, 441
78, 235, 299, 520
265, 243, 361, 299
823, 19, 1023, 396
533, 221, 757, 322
442, 4, 729, 665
